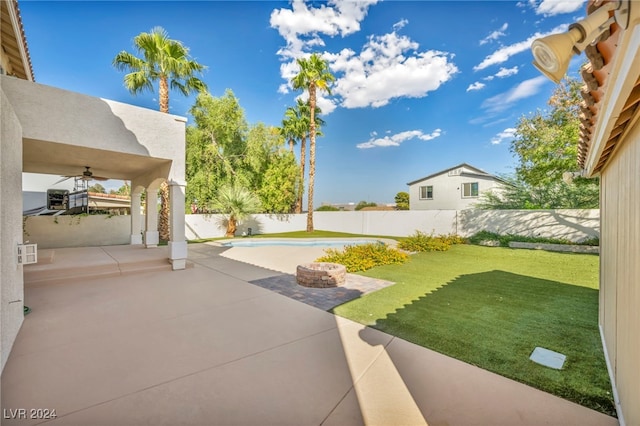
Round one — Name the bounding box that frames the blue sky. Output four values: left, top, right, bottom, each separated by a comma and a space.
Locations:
20, 0, 587, 204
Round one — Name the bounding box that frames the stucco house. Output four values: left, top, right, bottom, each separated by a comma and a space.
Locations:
531, 0, 640, 424
1, 0, 188, 373
407, 163, 506, 210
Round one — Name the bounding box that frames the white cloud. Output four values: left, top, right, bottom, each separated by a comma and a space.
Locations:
482, 76, 548, 113
483, 66, 518, 81
357, 129, 442, 149
467, 82, 486, 92
327, 32, 458, 108
393, 19, 408, 31
494, 66, 519, 78
270, 0, 378, 59
474, 24, 568, 71
294, 91, 338, 115
534, 0, 586, 16
271, 2, 457, 110
490, 127, 517, 145
479, 23, 508, 45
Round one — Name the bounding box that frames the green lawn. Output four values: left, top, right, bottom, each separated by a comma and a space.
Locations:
331, 244, 615, 416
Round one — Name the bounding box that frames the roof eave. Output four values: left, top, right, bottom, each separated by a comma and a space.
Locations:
581, 4, 640, 176
3, 0, 35, 81
406, 163, 490, 185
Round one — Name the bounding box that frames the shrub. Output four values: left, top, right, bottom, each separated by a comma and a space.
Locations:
397, 231, 465, 252
316, 243, 408, 272
354, 201, 377, 211
468, 230, 600, 247
316, 205, 340, 211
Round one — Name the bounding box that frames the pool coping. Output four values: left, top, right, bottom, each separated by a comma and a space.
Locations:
210, 237, 399, 248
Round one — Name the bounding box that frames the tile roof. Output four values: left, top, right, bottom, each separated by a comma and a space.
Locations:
0, 0, 34, 80
578, 0, 640, 173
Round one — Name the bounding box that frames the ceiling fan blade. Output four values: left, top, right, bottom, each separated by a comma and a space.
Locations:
52, 176, 73, 185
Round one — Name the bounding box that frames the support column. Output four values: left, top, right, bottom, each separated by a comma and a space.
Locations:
130, 191, 143, 244
145, 187, 159, 248
168, 180, 187, 270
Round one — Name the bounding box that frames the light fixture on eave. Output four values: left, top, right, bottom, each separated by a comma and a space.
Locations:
531, 0, 629, 83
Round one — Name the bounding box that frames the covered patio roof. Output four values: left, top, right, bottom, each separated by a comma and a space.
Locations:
2, 76, 185, 188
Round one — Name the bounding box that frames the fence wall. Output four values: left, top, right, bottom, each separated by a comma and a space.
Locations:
458, 209, 600, 242
184, 209, 599, 242
23, 215, 133, 249
24, 209, 600, 248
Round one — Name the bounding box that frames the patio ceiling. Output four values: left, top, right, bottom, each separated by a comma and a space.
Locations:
23, 138, 172, 182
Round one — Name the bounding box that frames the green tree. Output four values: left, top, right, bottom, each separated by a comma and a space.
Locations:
478, 175, 599, 209
88, 183, 106, 193
292, 53, 335, 231
244, 123, 299, 213
355, 201, 377, 211
504, 77, 599, 208
113, 26, 207, 241
114, 181, 131, 196
210, 183, 261, 237
185, 91, 298, 214
186, 90, 248, 209
512, 79, 580, 186
316, 205, 340, 211
395, 191, 409, 210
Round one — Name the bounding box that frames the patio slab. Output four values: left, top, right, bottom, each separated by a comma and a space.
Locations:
1, 244, 619, 426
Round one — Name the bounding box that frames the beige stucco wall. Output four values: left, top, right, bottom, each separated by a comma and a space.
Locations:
0, 76, 186, 186
0, 87, 25, 372
600, 116, 640, 426
459, 209, 600, 242
23, 215, 142, 249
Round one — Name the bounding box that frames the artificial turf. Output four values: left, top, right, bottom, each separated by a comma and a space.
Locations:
331, 244, 615, 416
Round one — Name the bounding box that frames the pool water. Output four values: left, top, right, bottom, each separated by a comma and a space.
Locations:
221, 239, 382, 248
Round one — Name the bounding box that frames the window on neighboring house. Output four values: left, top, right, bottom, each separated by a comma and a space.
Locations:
462, 182, 479, 197
419, 185, 433, 200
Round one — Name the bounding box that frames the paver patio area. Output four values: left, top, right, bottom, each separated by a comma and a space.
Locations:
1, 244, 618, 425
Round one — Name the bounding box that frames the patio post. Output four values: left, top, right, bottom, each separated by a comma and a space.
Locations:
144, 185, 159, 248
168, 180, 187, 270
130, 190, 143, 244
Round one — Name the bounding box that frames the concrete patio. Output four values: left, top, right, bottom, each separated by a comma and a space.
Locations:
1, 244, 618, 425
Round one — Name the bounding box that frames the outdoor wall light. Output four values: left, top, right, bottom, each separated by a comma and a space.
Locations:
531, 0, 630, 83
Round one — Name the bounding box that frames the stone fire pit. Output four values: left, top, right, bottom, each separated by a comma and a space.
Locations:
296, 262, 346, 288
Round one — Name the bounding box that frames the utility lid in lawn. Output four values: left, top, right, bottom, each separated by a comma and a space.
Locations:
530, 347, 566, 370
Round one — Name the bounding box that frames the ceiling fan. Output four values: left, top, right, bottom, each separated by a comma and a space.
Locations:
79, 166, 108, 181
53, 166, 109, 185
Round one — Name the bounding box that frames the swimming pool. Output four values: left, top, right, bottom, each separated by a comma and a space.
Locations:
220, 239, 383, 248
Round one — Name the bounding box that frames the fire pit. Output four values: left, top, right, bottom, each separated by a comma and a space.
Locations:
296, 262, 346, 288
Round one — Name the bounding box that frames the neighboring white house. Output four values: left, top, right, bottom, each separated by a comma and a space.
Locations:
407, 163, 506, 210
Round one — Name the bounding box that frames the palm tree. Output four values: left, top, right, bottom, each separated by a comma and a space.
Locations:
291, 54, 334, 231
281, 100, 325, 214
286, 101, 308, 214
280, 112, 297, 154
113, 26, 207, 241
210, 183, 261, 237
